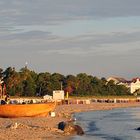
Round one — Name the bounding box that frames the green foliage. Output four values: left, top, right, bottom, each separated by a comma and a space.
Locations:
36, 72, 51, 96
1, 67, 131, 97
22, 77, 36, 96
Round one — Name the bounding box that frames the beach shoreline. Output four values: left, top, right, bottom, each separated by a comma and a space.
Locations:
0, 102, 140, 140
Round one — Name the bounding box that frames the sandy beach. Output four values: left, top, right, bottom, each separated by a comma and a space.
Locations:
0, 102, 140, 140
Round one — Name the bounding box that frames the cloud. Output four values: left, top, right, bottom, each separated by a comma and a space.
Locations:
0, 31, 55, 40
0, 0, 140, 78
0, 0, 140, 26
1, 29, 140, 57
71, 31, 140, 45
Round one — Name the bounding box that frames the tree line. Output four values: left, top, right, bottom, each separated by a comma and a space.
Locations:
0, 67, 131, 97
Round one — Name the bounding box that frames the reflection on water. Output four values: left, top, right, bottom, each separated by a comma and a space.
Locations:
72, 107, 140, 140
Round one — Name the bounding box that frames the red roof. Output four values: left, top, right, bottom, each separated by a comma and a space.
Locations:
131, 78, 140, 83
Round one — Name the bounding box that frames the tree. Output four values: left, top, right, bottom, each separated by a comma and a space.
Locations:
19, 67, 37, 96
36, 72, 51, 96
90, 76, 102, 95
76, 73, 92, 96
106, 80, 116, 95
3, 67, 21, 96
50, 73, 65, 91
22, 76, 36, 96
0, 66, 132, 97
64, 75, 77, 95
0, 68, 3, 79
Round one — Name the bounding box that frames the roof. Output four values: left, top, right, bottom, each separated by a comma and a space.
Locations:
131, 78, 140, 83
107, 77, 127, 83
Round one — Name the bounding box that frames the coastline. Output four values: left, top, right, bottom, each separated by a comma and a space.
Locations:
0, 102, 140, 140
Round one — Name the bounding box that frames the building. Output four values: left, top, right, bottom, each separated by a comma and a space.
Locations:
53, 90, 64, 101
107, 77, 127, 84
108, 77, 140, 94
107, 77, 130, 87
43, 95, 53, 101
130, 78, 140, 93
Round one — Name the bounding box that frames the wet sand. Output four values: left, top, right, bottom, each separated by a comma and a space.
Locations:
0, 102, 140, 140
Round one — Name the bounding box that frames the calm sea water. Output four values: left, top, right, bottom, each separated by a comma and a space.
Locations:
71, 107, 140, 140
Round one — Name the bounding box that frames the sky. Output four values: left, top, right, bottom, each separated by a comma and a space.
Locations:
0, 0, 140, 79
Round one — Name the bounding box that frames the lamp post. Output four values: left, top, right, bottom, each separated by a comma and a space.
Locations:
25, 62, 28, 69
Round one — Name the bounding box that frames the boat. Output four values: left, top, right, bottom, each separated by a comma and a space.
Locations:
0, 102, 56, 118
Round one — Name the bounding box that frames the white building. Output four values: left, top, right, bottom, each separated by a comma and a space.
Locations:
53, 90, 64, 101
107, 77, 140, 94
43, 95, 53, 101
130, 78, 140, 93
107, 77, 127, 84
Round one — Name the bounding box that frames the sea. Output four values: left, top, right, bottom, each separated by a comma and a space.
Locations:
71, 107, 140, 140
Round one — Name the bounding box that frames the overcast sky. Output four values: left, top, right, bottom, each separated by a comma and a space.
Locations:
0, 0, 140, 79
